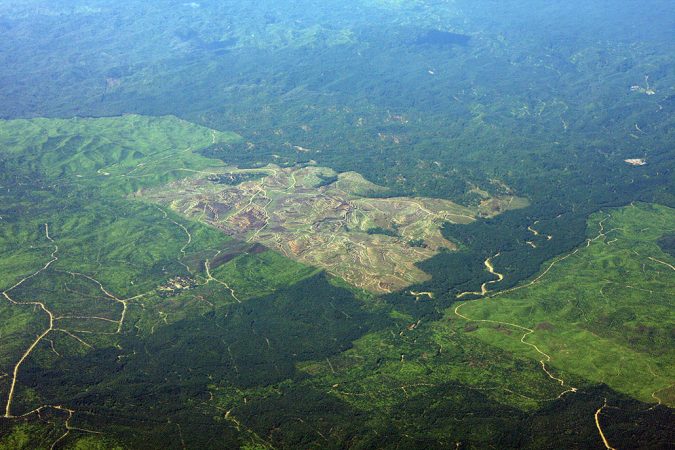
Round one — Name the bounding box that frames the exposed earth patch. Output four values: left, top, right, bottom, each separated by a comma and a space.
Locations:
140, 164, 527, 293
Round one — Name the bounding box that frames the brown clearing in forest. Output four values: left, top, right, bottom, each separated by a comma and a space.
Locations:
140, 164, 526, 293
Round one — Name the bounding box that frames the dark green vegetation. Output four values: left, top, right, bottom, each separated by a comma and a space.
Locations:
415, 29, 471, 47
658, 233, 675, 257
366, 226, 399, 237
0, 0, 673, 448
207, 173, 266, 186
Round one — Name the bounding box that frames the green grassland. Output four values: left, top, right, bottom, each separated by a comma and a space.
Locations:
209, 251, 319, 301
0, 115, 238, 196
452, 203, 675, 405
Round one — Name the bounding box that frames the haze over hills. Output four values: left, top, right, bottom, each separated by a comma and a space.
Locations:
0, 1, 673, 448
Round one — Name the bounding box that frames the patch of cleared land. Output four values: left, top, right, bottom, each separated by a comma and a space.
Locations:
140, 164, 526, 292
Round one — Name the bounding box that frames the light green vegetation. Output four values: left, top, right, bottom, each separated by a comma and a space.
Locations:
210, 251, 319, 301
0, 115, 239, 195
296, 323, 573, 414
0, 116, 231, 415
0, 115, 242, 294
453, 203, 675, 405
0, 423, 124, 450
0, 423, 37, 449
68, 436, 124, 450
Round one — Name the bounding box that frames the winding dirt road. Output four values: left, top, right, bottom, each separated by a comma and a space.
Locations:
204, 256, 241, 303
2, 224, 58, 418
1, 223, 131, 444
453, 301, 577, 400
456, 253, 504, 298
594, 399, 617, 450
450, 214, 665, 448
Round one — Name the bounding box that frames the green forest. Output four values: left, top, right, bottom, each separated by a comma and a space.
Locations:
0, 0, 673, 448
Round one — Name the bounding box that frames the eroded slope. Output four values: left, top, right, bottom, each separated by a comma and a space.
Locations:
141, 164, 526, 292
